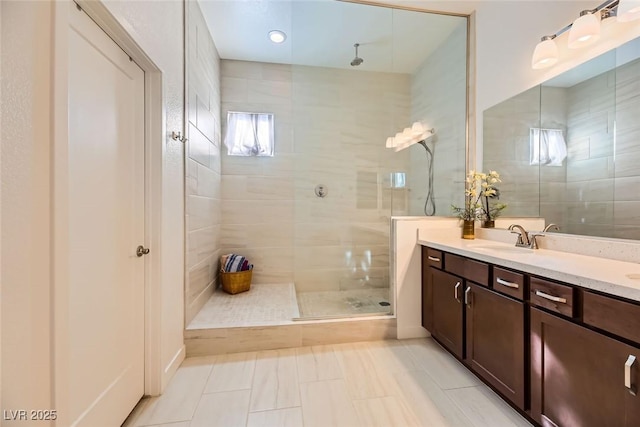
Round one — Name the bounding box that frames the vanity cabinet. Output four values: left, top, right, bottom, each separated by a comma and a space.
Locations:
431, 268, 464, 358
422, 245, 640, 426
421, 248, 442, 332
466, 283, 525, 410
531, 307, 640, 426
422, 248, 525, 412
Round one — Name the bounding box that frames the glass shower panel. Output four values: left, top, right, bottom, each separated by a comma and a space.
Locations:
291, 1, 396, 318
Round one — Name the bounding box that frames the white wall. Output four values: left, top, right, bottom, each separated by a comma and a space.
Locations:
1, 0, 54, 416
0, 0, 3, 413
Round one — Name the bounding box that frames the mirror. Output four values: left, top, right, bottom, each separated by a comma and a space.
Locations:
483, 36, 640, 240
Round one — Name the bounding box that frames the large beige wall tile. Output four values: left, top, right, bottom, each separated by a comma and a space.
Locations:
185, 1, 222, 324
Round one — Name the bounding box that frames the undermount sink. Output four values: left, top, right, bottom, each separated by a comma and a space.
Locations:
466, 244, 533, 254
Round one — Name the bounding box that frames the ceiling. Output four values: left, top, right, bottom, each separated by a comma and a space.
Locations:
198, 0, 466, 74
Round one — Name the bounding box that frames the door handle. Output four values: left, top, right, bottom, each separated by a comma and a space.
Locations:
428, 256, 441, 262
496, 278, 519, 289
464, 287, 471, 306
454, 282, 461, 302
626, 355, 637, 395
535, 290, 567, 304
136, 245, 150, 257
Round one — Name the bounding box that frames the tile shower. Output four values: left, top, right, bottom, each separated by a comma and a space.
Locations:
185, 1, 468, 328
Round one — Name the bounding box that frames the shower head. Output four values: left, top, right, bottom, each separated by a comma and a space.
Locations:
350, 43, 363, 67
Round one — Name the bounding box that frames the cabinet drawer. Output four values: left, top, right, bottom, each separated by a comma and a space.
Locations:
583, 292, 640, 345
530, 277, 575, 317
425, 248, 443, 270
445, 253, 489, 286
493, 267, 525, 300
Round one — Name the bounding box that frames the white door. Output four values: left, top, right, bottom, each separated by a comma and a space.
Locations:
67, 3, 145, 425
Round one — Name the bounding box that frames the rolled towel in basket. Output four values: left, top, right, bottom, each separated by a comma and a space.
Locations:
224, 254, 245, 272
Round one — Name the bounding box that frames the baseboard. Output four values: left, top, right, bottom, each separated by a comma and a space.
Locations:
161, 345, 185, 391
397, 325, 430, 339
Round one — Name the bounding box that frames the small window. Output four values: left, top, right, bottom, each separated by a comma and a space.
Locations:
530, 128, 567, 166
224, 112, 275, 157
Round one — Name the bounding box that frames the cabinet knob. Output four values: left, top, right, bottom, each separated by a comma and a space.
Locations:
454, 282, 461, 302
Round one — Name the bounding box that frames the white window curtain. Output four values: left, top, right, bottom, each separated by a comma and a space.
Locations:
224, 112, 275, 156
530, 128, 567, 166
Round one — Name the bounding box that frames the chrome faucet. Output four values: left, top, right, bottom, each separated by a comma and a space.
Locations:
508, 224, 530, 247
543, 223, 560, 232
509, 224, 546, 249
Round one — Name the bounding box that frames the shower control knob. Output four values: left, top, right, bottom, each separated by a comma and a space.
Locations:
136, 245, 150, 257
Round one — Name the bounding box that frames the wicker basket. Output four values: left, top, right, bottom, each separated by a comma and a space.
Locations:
220, 269, 252, 294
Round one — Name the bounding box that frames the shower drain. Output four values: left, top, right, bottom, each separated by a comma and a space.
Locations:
379, 301, 390, 306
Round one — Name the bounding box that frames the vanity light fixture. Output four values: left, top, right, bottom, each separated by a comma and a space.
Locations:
532, 35, 559, 69
385, 122, 435, 152
530, 0, 634, 69
617, 0, 640, 21
268, 30, 287, 44
568, 10, 601, 49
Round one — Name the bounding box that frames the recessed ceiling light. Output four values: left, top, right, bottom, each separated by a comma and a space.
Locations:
268, 30, 287, 44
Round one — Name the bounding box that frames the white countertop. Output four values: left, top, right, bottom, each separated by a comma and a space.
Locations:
418, 230, 640, 302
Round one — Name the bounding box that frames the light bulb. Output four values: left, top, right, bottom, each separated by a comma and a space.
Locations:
268, 30, 287, 44
568, 11, 600, 49
618, 0, 640, 22
532, 36, 559, 69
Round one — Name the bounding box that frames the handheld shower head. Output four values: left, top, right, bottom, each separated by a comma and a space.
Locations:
350, 43, 363, 67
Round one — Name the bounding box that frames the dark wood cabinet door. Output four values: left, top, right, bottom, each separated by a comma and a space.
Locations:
422, 248, 434, 331
431, 268, 464, 359
531, 307, 640, 427
466, 284, 525, 410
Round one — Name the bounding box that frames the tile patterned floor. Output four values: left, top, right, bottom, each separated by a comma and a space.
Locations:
123, 338, 533, 427
187, 284, 300, 329
188, 285, 392, 329
297, 288, 391, 318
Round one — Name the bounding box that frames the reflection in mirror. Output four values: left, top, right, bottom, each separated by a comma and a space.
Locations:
484, 37, 640, 240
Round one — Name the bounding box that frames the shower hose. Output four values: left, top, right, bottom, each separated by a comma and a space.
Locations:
418, 140, 436, 216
